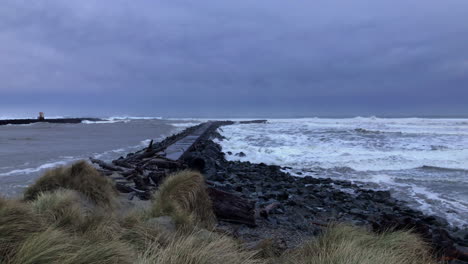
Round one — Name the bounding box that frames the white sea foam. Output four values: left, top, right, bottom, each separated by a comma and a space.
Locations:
171, 122, 202, 128
217, 118, 468, 172
0, 160, 74, 177
217, 118, 468, 227
108, 116, 163, 121
81, 120, 126, 124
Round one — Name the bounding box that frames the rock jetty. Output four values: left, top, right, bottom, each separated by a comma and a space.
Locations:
0, 118, 103, 126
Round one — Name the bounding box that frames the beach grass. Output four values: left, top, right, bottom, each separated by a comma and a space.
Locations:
0, 199, 44, 260
149, 170, 216, 229
23, 161, 118, 208
278, 224, 438, 264
29, 189, 86, 231
0, 162, 439, 264
136, 230, 261, 264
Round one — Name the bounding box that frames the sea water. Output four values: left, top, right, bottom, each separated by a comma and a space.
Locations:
0, 117, 193, 197
217, 117, 468, 227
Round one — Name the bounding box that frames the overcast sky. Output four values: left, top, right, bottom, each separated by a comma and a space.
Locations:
1, 0, 467, 118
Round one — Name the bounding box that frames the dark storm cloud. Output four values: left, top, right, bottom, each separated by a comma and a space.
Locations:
1, 0, 467, 117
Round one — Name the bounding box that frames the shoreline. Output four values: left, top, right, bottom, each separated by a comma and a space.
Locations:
90, 120, 468, 261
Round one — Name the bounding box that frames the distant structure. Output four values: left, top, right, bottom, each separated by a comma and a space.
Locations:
38, 112, 45, 121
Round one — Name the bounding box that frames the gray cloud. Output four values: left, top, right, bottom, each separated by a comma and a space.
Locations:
1, 0, 467, 117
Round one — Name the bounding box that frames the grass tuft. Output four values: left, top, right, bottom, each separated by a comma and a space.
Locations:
29, 189, 87, 230
9, 228, 77, 264
62, 240, 134, 264
0, 199, 44, 260
150, 170, 216, 229
136, 231, 260, 264
24, 161, 118, 208
281, 224, 438, 264
9, 227, 134, 264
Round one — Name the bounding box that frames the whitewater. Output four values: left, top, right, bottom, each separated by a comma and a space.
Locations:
216, 117, 468, 227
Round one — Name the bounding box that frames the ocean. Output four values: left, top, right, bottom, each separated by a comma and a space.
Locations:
216, 117, 468, 228
1, 116, 467, 228
0, 117, 195, 197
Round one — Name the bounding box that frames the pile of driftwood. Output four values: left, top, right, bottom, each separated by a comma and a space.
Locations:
90, 126, 258, 226
90, 139, 185, 199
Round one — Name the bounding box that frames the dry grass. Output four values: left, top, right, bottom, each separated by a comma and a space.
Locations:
29, 189, 87, 230
9, 228, 78, 264
136, 230, 260, 264
2, 167, 441, 264
280, 224, 438, 264
150, 170, 216, 229
78, 213, 123, 241
63, 241, 134, 264
24, 161, 118, 208
9, 227, 134, 264
0, 199, 44, 260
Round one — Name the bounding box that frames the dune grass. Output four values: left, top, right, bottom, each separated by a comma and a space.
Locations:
0, 199, 44, 260
9, 227, 134, 264
149, 170, 216, 229
1, 165, 440, 264
279, 224, 438, 264
29, 189, 86, 230
9, 228, 77, 264
23, 161, 117, 208
136, 230, 260, 264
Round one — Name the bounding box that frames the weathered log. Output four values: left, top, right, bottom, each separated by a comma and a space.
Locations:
112, 159, 135, 169
90, 158, 124, 171
207, 187, 256, 227
128, 150, 157, 161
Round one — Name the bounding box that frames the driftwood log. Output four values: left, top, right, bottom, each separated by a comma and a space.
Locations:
90, 158, 124, 172
207, 187, 257, 227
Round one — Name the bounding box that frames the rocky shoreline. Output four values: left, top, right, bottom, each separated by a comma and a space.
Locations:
93, 121, 468, 263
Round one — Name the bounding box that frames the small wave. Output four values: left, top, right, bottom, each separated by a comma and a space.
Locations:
171, 122, 202, 128
0, 160, 74, 177
418, 165, 468, 172
81, 120, 127, 124
108, 116, 163, 121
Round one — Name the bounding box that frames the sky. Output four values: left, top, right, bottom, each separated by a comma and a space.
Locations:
1, 0, 467, 118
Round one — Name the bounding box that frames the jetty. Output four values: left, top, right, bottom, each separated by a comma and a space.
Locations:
90, 120, 267, 226
0, 118, 103, 126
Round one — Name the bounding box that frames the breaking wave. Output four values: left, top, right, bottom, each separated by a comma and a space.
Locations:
217, 117, 468, 227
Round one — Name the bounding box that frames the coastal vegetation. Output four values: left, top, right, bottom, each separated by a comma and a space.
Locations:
0, 161, 438, 264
